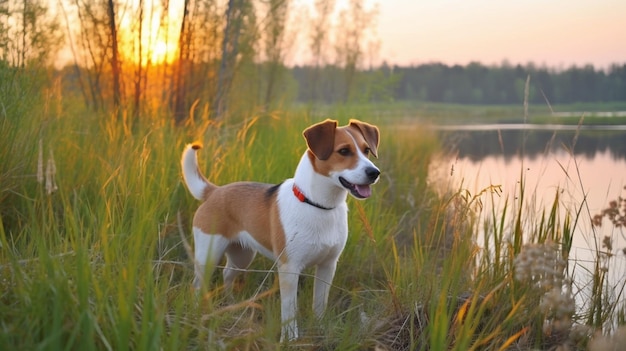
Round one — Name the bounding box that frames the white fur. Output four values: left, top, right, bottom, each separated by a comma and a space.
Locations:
250, 152, 351, 341
181, 146, 207, 201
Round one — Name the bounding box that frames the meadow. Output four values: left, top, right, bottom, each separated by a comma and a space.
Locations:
1, 90, 626, 350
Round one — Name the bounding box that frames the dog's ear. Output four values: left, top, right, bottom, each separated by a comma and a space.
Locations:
303, 119, 337, 160
349, 119, 379, 158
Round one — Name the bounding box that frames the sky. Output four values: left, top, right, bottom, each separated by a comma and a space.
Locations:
375, 0, 626, 69
53, 0, 626, 70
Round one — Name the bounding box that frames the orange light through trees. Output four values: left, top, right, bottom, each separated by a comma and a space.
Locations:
149, 39, 177, 65
119, 1, 181, 66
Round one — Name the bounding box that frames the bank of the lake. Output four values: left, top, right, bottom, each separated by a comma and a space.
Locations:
430, 123, 626, 325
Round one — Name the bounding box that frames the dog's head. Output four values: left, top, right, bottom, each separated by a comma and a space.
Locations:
303, 119, 380, 199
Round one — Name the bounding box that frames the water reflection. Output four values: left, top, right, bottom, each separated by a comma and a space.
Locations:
430, 125, 626, 312
436, 126, 626, 161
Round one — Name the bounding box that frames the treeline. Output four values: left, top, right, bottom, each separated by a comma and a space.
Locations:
292, 62, 626, 105
56, 60, 626, 111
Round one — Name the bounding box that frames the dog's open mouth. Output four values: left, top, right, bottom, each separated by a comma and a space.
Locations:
339, 177, 372, 199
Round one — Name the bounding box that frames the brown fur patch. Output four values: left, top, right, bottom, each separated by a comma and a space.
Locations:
270, 204, 287, 263
310, 125, 372, 176
303, 119, 337, 160
193, 182, 279, 253
349, 119, 379, 157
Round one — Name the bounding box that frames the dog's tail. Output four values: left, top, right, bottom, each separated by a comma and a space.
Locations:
181, 143, 211, 201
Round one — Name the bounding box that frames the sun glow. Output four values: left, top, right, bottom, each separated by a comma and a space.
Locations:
149, 39, 177, 65
119, 2, 182, 66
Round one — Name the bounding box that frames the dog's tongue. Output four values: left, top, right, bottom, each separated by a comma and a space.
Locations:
355, 184, 372, 198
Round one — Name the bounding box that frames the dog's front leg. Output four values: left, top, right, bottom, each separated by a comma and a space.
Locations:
312, 260, 337, 318
278, 264, 300, 341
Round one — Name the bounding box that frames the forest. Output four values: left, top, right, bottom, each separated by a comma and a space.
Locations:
293, 61, 626, 105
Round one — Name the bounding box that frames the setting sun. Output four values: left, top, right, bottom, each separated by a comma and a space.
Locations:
119, 25, 179, 66
150, 40, 177, 65
118, 1, 181, 66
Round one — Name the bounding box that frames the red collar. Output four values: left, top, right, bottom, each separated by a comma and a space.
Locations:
292, 184, 334, 210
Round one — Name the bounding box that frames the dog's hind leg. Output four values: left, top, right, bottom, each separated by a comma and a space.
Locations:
193, 227, 229, 289
223, 242, 256, 289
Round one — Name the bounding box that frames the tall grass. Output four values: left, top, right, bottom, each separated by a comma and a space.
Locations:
1, 83, 625, 349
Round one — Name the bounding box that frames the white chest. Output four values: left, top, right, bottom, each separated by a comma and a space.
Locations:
276, 180, 349, 268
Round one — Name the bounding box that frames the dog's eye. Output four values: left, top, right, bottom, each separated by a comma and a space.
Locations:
338, 148, 352, 156
363, 147, 371, 156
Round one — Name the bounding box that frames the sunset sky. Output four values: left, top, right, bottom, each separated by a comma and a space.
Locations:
375, 0, 626, 69
54, 0, 626, 70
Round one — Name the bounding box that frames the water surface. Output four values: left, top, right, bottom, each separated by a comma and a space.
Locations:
430, 123, 626, 308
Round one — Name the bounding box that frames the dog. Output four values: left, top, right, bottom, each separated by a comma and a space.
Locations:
181, 119, 380, 341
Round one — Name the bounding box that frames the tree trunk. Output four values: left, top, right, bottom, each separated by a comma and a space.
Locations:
132, 0, 144, 120
58, 0, 90, 108
107, 0, 122, 116
213, 0, 244, 120
173, 0, 190, 124
262, 0, 288, 111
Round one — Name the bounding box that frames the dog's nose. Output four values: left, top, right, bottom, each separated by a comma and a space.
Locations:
366, 167, 380, 182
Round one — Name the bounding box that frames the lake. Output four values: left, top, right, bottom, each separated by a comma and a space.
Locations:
429, 124, 626, 309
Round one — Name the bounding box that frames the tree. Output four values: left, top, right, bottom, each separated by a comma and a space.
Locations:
130, 0, 145, 119
106, 0, 122, 114
172, 0, 223, 124
334, 0, 378, 102
67, 0, 115, 111
0, 0, 62, 67
213, 0, 251, 120
172, 0, 191, 123
308, 0, 334, 103
261, 0, 290, 110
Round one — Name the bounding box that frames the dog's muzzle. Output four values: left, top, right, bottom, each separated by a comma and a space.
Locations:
339, 166, 380, 199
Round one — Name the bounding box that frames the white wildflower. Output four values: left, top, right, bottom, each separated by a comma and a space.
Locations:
514, 241, 575, 337
45, 149, 58, 195
588, 325, 626, 351
37, 139, 44, 184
